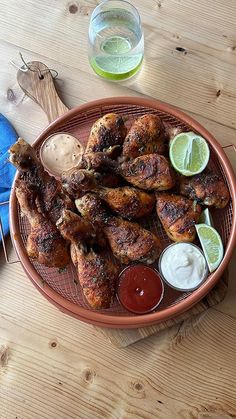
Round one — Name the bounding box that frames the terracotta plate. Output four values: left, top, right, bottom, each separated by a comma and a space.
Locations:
10, 97, 236, 328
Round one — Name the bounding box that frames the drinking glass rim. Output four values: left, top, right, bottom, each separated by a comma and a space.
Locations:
90, 0, 142, 26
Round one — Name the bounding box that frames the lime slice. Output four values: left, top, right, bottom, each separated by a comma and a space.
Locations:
90, 54, 143, 81
169, 132, 210, 176
101, 36, 131, 55
199, 208, 214, 226
195, 224, 224, 272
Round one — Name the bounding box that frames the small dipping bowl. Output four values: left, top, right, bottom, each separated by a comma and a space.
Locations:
158, 242, 209, 292
40, 132, 84, 177
117, 264, 164, 314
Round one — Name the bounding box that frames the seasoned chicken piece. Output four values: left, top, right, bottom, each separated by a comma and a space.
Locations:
75, 193, 162, 265
97, 186, 155, 219
86, 113, 127, 153
122, 114, 166, 158
61, 168, 100, 198
56, 208, 105, 247
61, 152, 122, 197
180, 171, 230, 209
9, 138, 74, 224
71, 245, 118, 309
62, 168, 122, 199
156, 193, 202, 242
99, 172, 123, 188
77, 150, 118, 171
57, 210, 119, 309
120, 153, 176, 191
15, 181, 70, 268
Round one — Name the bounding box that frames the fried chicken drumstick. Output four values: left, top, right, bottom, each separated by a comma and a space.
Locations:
61, 168, 100, 198
61, 151, 121, 196
9, 138, 74, 224
86, 113, 127, 154
75, 193, 162, 265
122, 114, 166, 158
9, 138, 73, 267
61, 164, 155, 219
156, 193, 202, 242
57, 210, 119, 309
97, 186, 155, 219
61, 151, 175, 197
119, 153, 176, 191
15, 181, 70, 267
180, 171, 230, 209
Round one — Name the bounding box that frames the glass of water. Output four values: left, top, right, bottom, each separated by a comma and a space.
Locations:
88, 0, 144, 81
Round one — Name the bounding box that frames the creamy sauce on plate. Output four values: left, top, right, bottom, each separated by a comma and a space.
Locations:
40, 133, 83, 176
159, 243, 208, 291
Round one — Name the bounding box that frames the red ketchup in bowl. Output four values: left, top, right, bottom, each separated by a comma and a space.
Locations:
117, 265, 164, 314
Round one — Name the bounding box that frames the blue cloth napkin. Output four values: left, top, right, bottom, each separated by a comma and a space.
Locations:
0, 114, 18, 240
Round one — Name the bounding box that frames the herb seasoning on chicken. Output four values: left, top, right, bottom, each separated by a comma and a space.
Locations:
57, 209, 119, 309
76, 193, 162, 265
180, 171, 230, 208
156, 193, 202, 242
86, 113, 127, 153
122, 114, 166, 158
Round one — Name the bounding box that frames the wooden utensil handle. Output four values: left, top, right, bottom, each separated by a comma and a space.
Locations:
17, 61, 68, 123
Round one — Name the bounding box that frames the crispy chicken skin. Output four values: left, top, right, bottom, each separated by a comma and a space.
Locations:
179, 171, 230, 209
77, 151, 118, 172
9, 138, 75, 224
62, 164, 155, 217
75, 193, 162, 265
156, 193, 202, 242
15, 181, 70, 267
56, 209, 99, 245
56, 208, 106, 249
86, 113, 127, 153
57, 210, 118, 309
122, 114, 166, 158
97, 186, 155, 219
120, 153, 176, 191
99, 173, 123, 188
61, 168, 100, 198
61, 152, 121, 197
71, 245, 118, 309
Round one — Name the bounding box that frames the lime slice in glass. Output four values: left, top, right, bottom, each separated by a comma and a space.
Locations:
90, 54, 143, 81
195, 224, 224, 272
199, 208, 214, 226
169, 132, 210, 176
101, 36, 131, 55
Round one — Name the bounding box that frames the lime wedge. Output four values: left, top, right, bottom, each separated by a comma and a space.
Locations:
199, 208, 214, 226
195, 224, 224, 272
169, 132, 210, 176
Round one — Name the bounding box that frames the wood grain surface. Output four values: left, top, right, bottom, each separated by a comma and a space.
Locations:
100, 275, 228, 347
1, 1, 236, 417
17, 61, 69, 122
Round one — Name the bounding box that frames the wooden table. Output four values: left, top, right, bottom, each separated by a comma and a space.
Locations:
1, 1, 236, 417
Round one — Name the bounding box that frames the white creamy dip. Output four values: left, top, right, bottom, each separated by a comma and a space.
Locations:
159, 243, 208, 291
40, 133, 83, 176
